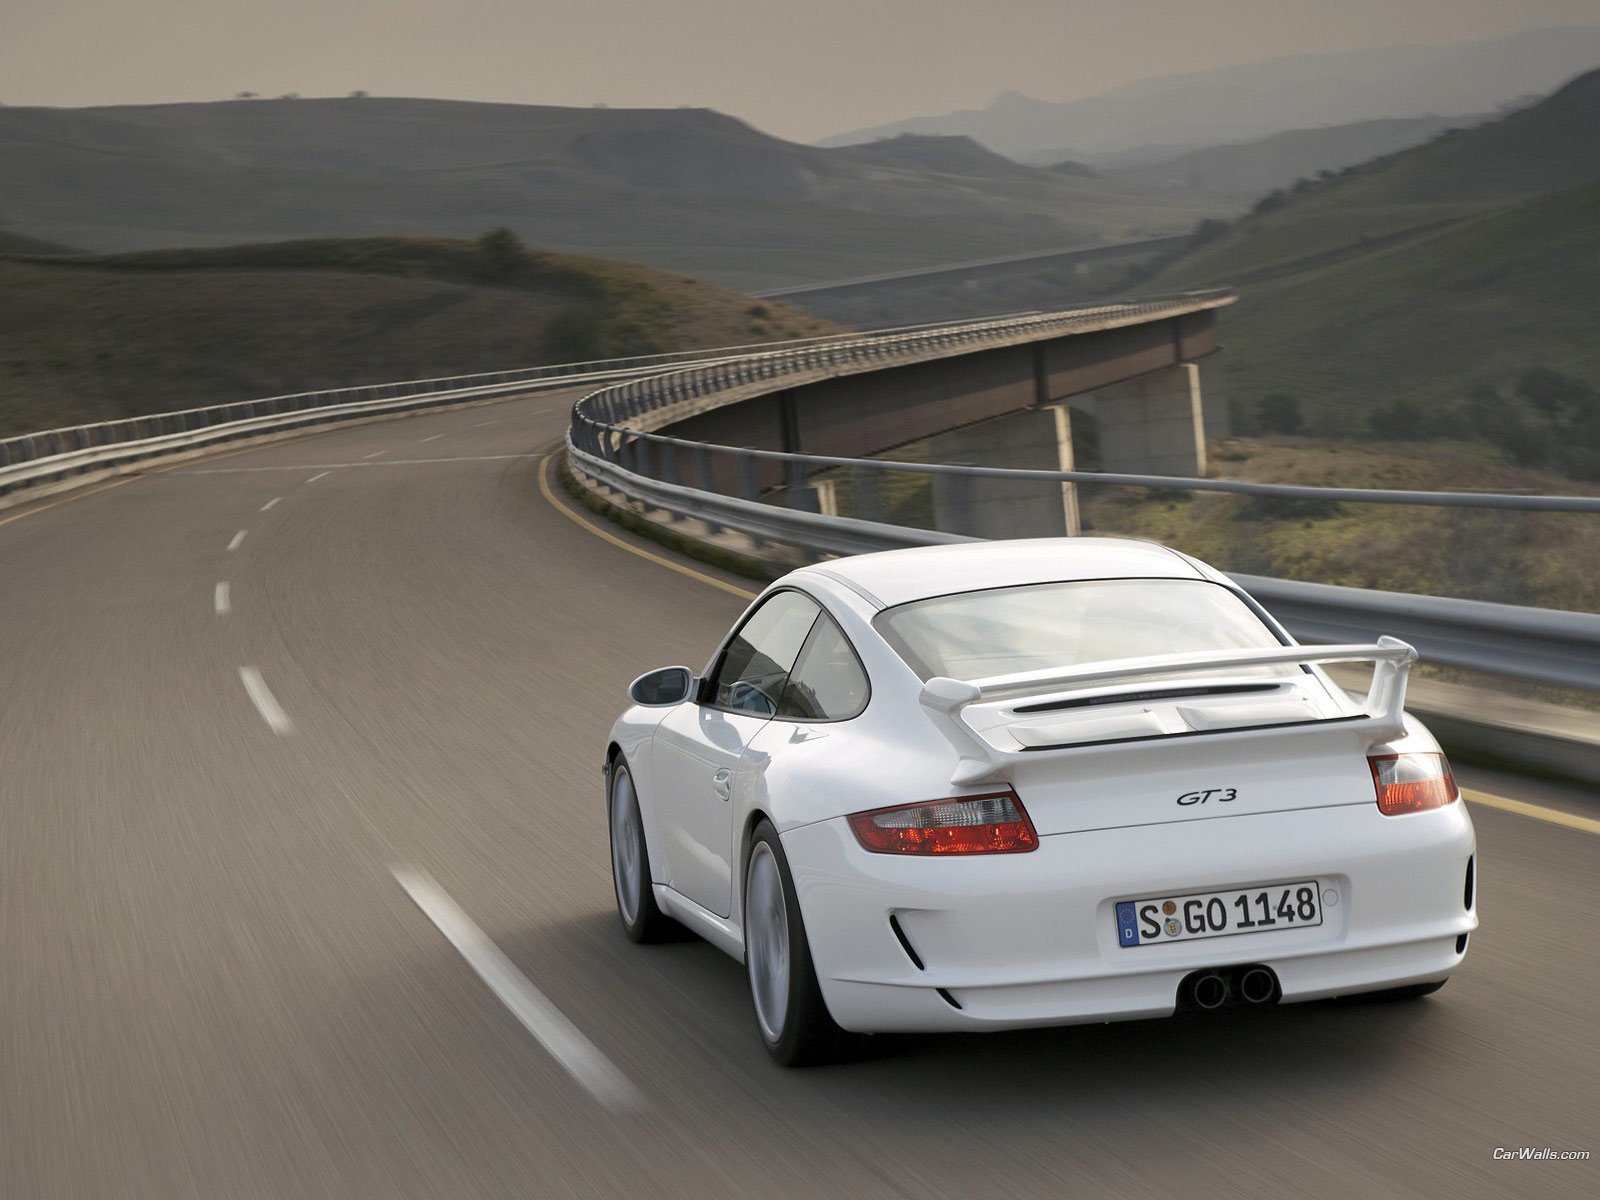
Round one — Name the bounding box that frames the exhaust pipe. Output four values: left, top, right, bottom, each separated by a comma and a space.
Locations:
1239, 967, 1277, 1005
1191, 972, 1230, 1010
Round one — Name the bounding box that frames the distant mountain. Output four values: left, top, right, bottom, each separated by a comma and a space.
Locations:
829, 133, 1042, 179
1141, 67, 1600, 460
1103, 114, 1486, 202
820, 26, 1600, 160
0, 100, 1228, 291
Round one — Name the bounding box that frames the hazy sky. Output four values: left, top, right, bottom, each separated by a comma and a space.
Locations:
4, 0, 1598, 141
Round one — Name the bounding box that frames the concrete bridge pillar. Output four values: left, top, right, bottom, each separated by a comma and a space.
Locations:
928, 406, 1081, 538
1085, 362, 1208, 478
1196, 358, 1230, 440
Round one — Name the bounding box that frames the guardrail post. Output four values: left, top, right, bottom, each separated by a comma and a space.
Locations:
939, 469, 973, 536
694, 444, 721, 535
736, 451, 759, 506
735, 452, 766, 548
784, 454, 810, 510
854, 463, 885, 523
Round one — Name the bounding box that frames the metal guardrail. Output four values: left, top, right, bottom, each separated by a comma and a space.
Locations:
1237, 576, 1600, 693
562, 293, 1600, 691
570, 444, 1600, 691
0, 309, 1072, 499
589, 431, 1600, 515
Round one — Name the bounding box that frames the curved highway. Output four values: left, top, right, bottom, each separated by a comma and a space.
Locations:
1, 391, 1595, 1199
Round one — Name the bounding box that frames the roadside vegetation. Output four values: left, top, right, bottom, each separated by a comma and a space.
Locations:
818, 433, 1600, 614
1077, 437, 1600, 612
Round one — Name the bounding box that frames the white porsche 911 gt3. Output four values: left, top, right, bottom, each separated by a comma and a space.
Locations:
605, 538, 1477, 1065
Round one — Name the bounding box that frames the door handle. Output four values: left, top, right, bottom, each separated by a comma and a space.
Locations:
711, 768, 732, 801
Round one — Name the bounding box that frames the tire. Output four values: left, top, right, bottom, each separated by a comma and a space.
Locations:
743, 820, 848, 1066
1333, 979, 1448, 1005
607, 759, 675, 944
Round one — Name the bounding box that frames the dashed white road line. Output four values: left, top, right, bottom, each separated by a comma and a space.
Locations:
306, 471, 331, 483
260, 497, 282, 512
361, 450, 387, 460
227, 530, 247, 552
390, 865, 644, 1113
420, 434, 444, 443
472, 419, 499, 428
214, 582, 231, 615
238, 667, 292, 735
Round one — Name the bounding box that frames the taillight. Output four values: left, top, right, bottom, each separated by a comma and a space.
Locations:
847, 791, 1039, 855
1369, 753, 1459, 816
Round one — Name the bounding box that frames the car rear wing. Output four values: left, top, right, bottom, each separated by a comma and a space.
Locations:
919, 637, 1418, 786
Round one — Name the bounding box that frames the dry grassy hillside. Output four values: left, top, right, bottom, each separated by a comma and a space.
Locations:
0, 234, 837, 435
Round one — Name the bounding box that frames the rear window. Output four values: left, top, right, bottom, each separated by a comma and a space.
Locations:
873, 579, 1285, 682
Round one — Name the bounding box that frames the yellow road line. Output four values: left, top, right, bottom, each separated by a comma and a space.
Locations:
537, 453, 756, 601
1464, 789, 1600, 837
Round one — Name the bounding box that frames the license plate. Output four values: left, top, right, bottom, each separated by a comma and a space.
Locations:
1116, 881, 1323, 948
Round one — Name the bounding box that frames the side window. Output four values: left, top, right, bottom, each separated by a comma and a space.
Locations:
711, 591, 820, 716
778, 615, 870, 721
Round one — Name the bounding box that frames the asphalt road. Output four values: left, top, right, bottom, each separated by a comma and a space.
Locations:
1, 391, 1595, 1200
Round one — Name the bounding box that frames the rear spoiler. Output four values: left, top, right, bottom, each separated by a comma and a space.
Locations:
919, 637, 1418, 786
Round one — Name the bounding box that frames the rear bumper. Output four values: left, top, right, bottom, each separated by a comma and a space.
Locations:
781, 800, 1476, 1033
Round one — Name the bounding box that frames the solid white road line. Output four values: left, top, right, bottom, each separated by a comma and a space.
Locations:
420, 434, 444, 443
214, 582, 231, 615
227, 530, 247, 551
361, 450, 387, 460
260, 497, 282, 512
306, 471, 331, 483
389, 865, 644, 1113
238, 667, 292, 735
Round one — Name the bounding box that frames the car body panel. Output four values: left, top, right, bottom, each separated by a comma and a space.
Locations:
605, 537, 1477, 1034
650, 704, 771, 917
782, 797, 1474, 1032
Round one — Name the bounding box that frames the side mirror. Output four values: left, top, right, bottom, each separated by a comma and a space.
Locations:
628, 666, 695, 707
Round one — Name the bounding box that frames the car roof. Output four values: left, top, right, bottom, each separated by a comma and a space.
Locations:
796, 537, 1212, 610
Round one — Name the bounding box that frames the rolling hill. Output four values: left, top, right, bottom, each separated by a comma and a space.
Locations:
1152, 64, 1600, 286
1102, 115, 1483, 202
0, 99, 1228, 291
820, 26, 1600, 160
0, 235, 837, 436
1140, 66, 1600, 476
